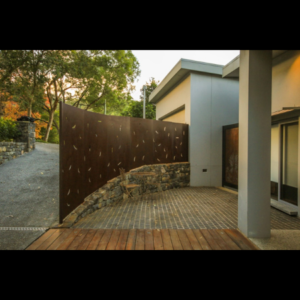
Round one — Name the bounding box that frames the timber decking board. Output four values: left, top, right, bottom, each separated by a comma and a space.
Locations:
56, 228, 82, 250
207, 229, 231, 250
26, 229, 58, 250
36, 229, 64, 250
226, 229, 259, 250
115, 229, 129, 250
67, 229, 89, 250
153, 229, 164, 250
135, 229, 145, 250
77, 229, 98, 250
97, 229, 114, 250
215, 229, 240, 250
223, 229, 253, 250
125, 229, 137, 250
184, 229, 203, 250
106, 229, 121, 250
144, 230, 154, 250
168, 229, 183, 250
26, 228, 260, 250
86, 229, 105, 250
47, 228, 75, 250
201, 229, 222, 250
161, 229, 173, 250
192, 229, 212, 250
176, 230, 193, 250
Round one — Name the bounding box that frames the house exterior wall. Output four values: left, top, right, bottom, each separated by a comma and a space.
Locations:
155, 75, 191, 124
190, 73, 239, 187
271, 124, 279, 183
272, 50, 300, 112
163, 110, 185, 123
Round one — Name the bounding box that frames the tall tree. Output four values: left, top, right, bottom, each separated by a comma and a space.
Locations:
0, 50, 141, 142
0, 50, 49, 117
121, 77, 159, 119
68, 50, 140, 114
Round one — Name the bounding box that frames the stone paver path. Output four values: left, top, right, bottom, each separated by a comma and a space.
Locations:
0, 142, 59, 249
73, 187, 300, 230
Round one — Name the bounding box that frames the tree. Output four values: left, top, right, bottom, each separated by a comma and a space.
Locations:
0, 50, 141, 142
3, 101, 47, 138
121, 77, 159, 119
0, 50, 49, 117
0, 91, 11, 117
42, 50, 140, 140
68, 50, 140, 113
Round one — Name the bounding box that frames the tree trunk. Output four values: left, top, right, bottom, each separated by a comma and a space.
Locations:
44, 110, 54, 142
28, 101, 32, 117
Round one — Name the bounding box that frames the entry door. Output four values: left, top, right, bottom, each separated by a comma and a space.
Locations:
280, 122, 298, 206
222, 124, 239, 189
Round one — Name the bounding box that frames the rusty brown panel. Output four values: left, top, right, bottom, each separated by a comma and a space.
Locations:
152, 120, 173, 164
130, 117, 154, 169
181, 124, 189, 162
83, 110, 109, 197
224, 127, 238, 186
60, 103, 85, 223
60, 103, 190, 223
171, 122, 185, 162
106, 115, 131, 180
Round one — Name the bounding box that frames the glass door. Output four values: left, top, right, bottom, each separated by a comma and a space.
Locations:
280, 122, 298, 206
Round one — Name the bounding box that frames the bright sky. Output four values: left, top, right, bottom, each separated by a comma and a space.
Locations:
130, 50, 240, 101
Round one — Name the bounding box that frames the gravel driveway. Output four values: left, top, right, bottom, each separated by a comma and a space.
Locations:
0, 142, 59, 250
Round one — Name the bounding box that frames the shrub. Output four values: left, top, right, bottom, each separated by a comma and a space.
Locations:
0, 118, 22, 141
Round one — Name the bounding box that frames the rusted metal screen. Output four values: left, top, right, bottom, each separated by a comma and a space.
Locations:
60, 103, 189, 223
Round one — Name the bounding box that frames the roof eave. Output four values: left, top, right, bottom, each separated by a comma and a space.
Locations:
149, 59, 224, 104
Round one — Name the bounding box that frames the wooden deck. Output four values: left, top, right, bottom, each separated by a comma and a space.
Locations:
26, 228, 259, 250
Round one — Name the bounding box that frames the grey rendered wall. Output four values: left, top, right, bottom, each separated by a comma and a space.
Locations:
189, 73, 239, 186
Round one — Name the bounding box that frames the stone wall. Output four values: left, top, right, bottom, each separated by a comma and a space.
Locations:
0, 142, 27, 165
61, 162, 190, 227
15, 121, 35, 152
0, 121, 36, 166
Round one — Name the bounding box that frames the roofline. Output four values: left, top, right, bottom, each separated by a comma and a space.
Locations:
149, 58, 224, 104
222, 50, 289, 78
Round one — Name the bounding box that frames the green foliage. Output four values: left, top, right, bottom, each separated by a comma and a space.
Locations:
121, 77, 159, 119
39, 110, 60, 144
0, 50, 141, 141
0, 50, 51, 115
68, 50, 140, 115
0, 118, 22, 141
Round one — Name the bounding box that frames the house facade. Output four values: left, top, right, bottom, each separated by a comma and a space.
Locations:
149, 59, 239, 187
149, 50, 300, 238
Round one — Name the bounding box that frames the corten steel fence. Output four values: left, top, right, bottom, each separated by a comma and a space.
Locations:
59, 103, 189, 223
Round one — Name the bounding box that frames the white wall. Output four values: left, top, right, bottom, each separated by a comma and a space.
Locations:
190, 73, 239, 186
272, 50, 300, 112
155, 75, 191, 124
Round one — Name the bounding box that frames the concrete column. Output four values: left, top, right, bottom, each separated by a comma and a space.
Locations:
238, 50, 272, 238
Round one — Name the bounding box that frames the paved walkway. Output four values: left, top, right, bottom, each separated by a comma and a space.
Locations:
73, 187, 300, 230
0, 142, 59, 250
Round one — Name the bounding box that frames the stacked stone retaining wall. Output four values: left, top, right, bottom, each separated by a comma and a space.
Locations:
0, 121, 36, 165
0, 142, 27, 165
61, 162, 190, 227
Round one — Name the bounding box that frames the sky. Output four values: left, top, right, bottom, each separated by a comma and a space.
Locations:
130, 50, 240, 101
